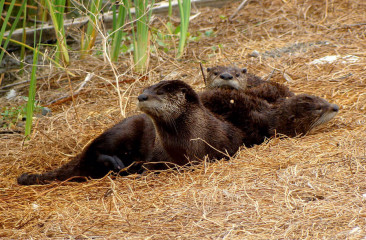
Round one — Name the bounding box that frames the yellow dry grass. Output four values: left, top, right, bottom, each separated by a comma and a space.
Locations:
1, 0, 366, 238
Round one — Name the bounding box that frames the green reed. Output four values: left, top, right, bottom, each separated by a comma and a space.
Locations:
45, 0, 69, 65
111, 0, 128, 62
176, 0, 191, 58
126, 0, 154, 73
0, 0, 26, 64
80, 0, 103, 58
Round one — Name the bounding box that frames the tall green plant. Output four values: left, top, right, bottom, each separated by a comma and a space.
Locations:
80, 0, 103, 58
176, 0, 191, 58
24, 46, 39, 138
126, 0, 154, 73
19, 0, 28, 73
0, 0, 26, 63
24, 16, 43, 139
110, 0, 127, 62
45, 0, 69, 65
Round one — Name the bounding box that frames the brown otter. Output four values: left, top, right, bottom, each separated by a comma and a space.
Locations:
200, 90, 339, 146
267, 94, 339, 137
18, 79, 337, 185
17, 114, 156, 185
17, 80, 246, 185
138, 80, 244, 166
206, 65, 294, 103
206, 66, 249, 90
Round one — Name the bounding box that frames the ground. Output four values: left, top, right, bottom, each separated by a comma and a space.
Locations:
1, 0, 366, 238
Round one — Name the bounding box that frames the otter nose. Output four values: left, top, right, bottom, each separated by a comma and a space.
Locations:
138, 94, 148, 102
332, 104, 339, 112
220, 73, 233, 80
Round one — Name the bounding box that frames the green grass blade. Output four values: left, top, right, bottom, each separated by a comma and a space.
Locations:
24, 46, 39, 138
131, 0, 154, 72
80, 0, 103, 57
45, 0, 69, 65
20, 0, 28, 73
176, 0, 191, 58
53, 0, 67, 64
0, 0, 5, 18
111, 1, 127, 62
0, 0, 16, 48
0, 0, 27, 63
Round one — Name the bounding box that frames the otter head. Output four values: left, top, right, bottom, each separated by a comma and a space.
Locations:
281, 94, 339, 135
206, 66, 247, 90
138, 80, 199, 122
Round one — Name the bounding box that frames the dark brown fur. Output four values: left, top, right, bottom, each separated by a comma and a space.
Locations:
206, 65, 294, 103
17, 80, 251, 185
200, 90, 339, 146
17, 114, 156, 185
138, 80, 244, 166
267, 94, 339, 137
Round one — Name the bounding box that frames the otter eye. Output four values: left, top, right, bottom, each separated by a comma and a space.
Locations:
213, 72, 219, 76
315, 107, 323, 112
235, 73, 240, 77
156, 90, 164, 95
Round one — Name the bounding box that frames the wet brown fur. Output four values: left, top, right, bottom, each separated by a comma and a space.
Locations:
17, 114, 156, 185
17, 80, 249, 185
206, 65, 294, 103
200, 90, 339, 146
138, 80, 244, 166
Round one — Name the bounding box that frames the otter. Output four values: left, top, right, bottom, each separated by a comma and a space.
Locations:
267, 94, 339, 137
17, 114, 156, 185
200, 90, 339, 146
17, 80, 247, 185
18, 79, 338, 185
206, 65, 294, 103
138, 80, 244, 166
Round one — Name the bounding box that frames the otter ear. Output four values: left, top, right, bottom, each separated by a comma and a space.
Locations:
242, 68, 247, 74
182, 87, 198, 102
288, 115, 295, 122
207, 68, 212, 72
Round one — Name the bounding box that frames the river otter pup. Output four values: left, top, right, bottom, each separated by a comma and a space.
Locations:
17, 80, 245, 185
200, 90, 339, 146
206, 65, 294, 103
17, 114, 155, 185
267, 94, 339, 137
138, 80, 244, 166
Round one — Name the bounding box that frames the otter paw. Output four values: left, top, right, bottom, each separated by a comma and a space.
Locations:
97, 154, 125, 172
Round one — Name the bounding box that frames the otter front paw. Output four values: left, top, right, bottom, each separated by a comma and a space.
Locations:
97, 154, 125, 172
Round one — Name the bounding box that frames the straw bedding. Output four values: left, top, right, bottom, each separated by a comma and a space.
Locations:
1, 0, 365, 238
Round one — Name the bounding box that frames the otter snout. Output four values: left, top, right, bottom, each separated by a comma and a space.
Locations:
331, 104, 339, 112
138, 94, 149, 102
220, 73, 233, 80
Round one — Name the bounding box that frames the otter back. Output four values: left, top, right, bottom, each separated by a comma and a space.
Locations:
200, 90, 339, 146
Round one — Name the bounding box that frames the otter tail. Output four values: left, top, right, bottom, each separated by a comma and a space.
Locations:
17, 157, 86, 185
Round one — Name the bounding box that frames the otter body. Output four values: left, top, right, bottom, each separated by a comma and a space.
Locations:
206, 65, 294, 103
138, 80, 243, 166
17, 75, 339, 185
200, 90, 339, 146
17, 80, 246, 185
17, 114, 156, 185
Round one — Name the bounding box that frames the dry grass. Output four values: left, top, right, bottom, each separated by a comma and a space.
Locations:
1, 0, 366, 238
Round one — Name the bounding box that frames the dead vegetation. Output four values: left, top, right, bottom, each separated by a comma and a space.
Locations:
1, 0, 366, 238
